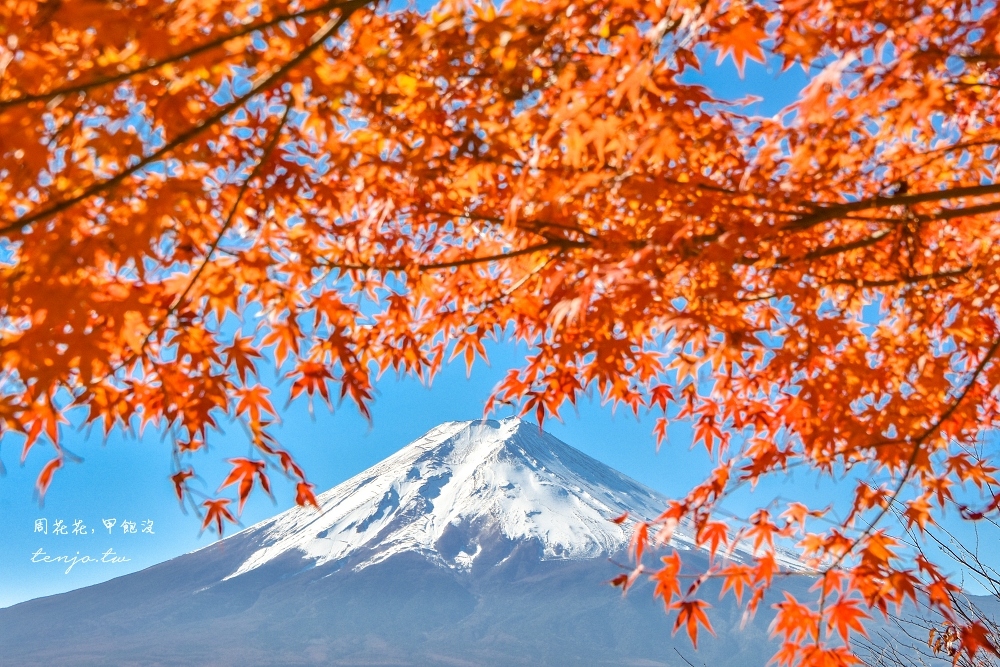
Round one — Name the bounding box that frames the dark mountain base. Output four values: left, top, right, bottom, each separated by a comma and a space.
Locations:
0, 538, 797, 667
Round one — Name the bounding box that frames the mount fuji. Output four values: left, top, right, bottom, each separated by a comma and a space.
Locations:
225, 418, 697, 578
0, 418, 800, 666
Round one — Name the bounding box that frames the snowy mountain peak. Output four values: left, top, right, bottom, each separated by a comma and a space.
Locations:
223, 418, 691, 579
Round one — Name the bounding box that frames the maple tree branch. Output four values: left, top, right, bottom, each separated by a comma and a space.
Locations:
744, 227, 894, 268
319, 240, 573, 273
672, 648, 705, 667
878, 504, 1000, 666
92, 102, 291, 387
795, 228, 895, 262
734, 264, 969, 302
920, 199, 1000, 224
947, 81, 1000, 89
821, 266, 973, 289
839, 213, 909, 223
420, 207, 600, 244
787, 182, 1000, 232
958, 51, 1000, 61
735, 290, 777, 303
477, 155, 743, 198
472, 253, 559, 313
899, 139, 1000, 184
910, 138, 1000, 162
43, 106, 82, 151
825, 337, 1000, 575
891, 500, 1000, 597
0, 0, 360, 110
696, 190, 1000, 272
523, 219, 601, 244
0, 0, 367, 237
167, 102, 293, 323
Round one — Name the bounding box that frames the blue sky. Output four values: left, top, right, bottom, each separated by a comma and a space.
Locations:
0, 42, 821, 608
0, 340, 705, 607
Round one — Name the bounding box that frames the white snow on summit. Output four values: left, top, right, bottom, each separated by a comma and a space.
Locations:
224, 418, 696, 579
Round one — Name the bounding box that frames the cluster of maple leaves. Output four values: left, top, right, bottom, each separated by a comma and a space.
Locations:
2, 0, 1000, 663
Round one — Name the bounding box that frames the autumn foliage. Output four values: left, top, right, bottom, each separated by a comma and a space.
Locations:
3, 0, 1000, 663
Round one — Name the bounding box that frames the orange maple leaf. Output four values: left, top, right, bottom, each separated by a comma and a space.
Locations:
201, 498, 237, 536
827, 597, 870, 642
170, 468, 195, 503
219, 458, 271, 514
714, 21, 766, 77
36, 456, 63, 500
295, 481, 320, 509
671, 599, 715, 648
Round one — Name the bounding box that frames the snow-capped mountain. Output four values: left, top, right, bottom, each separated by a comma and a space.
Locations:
0, 418, 800, 667
224, 417, 693, 579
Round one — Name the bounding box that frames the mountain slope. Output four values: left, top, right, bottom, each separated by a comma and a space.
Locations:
224, 418, 694, 579
0, 418, 800, 666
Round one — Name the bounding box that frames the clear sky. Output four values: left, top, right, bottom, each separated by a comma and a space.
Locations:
0, 43, 821, 609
